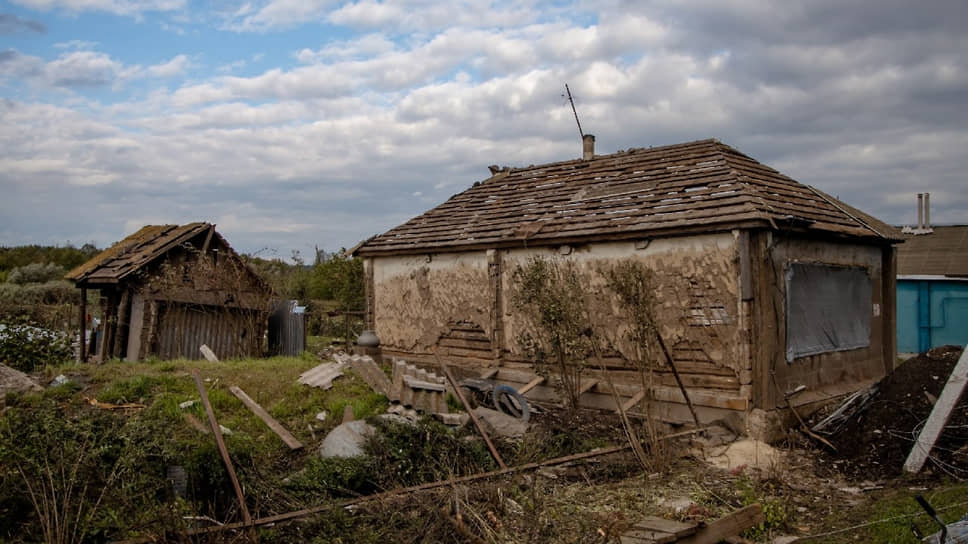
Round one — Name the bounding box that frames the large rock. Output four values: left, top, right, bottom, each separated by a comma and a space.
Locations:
472, 406, 530, 439
0, 363, 41, 397
318, 420, 376, 458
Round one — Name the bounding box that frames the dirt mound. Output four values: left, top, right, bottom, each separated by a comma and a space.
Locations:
823, 345, 968, 480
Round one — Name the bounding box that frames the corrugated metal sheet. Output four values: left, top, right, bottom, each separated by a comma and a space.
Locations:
298, 361, 346, 389
356, 139, 900, 256
268, 300, 306, 356
156, 303, 261, 360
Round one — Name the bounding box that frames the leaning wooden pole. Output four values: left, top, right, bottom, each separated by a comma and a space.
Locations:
655, 332, 702, 429
192, 370, 252, 527
78, 287, 87, 362
437, 357, 507, 470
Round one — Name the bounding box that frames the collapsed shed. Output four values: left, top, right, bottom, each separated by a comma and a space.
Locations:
66, 223, 272, 361
354, 137, 903, 440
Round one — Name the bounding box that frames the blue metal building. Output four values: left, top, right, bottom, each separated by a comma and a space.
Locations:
896, 225, 968, 354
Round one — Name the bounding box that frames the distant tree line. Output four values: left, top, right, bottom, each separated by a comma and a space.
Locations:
0, 243, 100, 283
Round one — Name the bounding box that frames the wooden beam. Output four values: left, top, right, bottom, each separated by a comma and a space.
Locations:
479, 368, 499, 380
192, 371, 252, 526
656, 332, 701, 428
200, 224, 215, 254
229, 386, 304, 450
577, 379, 599, 396
440, 360, 507, 470
677, 504, 764, 544
518, 376, 545, 395
904, 345, 968, 473
620, 389, 647, 414
79, 287, 87, 362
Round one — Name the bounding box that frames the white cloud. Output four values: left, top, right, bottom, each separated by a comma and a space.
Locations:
146, 54, 191, 78
12, 0, 185, 16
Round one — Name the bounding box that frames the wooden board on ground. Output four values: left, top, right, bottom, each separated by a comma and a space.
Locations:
678, 504, 764, 544
229, 385, 304, 450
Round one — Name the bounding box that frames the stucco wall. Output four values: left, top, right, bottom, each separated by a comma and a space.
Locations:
371, 231, 746, 378
501, 233, 746, 375
373, 252, 491, 352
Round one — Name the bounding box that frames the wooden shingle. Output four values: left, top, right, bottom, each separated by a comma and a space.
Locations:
356, 139, 901, 256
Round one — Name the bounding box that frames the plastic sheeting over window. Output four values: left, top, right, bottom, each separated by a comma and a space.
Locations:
786, 263, 871, 362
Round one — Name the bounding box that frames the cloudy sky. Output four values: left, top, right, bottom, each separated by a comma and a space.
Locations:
0, 0, 965, 258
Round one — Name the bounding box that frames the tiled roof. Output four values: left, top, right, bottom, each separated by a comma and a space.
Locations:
356, 139, 900, 256
897, 225, 968, 277
66, 223, 212, 284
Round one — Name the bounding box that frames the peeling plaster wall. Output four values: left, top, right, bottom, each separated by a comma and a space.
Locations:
501, 232, 746, 376
373, 252, 491, 352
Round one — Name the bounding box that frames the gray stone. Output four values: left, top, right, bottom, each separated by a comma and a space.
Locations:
0, 363, 41, 397
319, 420, 376, 458
472, 406, 530, 439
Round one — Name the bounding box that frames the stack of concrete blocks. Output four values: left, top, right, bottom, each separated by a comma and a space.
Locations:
389, 359, 450, 414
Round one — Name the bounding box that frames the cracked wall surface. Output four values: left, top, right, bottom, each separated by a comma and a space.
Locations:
373, 252, 491, 352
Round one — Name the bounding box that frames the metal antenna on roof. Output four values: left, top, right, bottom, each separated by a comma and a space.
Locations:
564, 83, 584, 138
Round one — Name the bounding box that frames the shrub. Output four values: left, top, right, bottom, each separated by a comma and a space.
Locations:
0, 317, 73, 372
6, 263, 66, 285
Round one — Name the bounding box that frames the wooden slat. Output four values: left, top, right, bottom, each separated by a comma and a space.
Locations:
678, 504, 764, 544
229, 386, 304, 450
633, 516, 698, 537
620, 389, 647, 413
518, 376, 545, 395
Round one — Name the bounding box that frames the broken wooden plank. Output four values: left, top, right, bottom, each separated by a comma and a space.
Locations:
678, 504, 764, 544
479, 368, 499, 380
620, 389, 647, 414
904, 345, 968, 473
634, 516, 698, 538
620, 530, 676, 544
192, 371, 251, 526
199, 344, 219, 362
517, 376, 545, 395
577, 378, 599, 396
440, 360, 507, 470
229, 386, 304, 450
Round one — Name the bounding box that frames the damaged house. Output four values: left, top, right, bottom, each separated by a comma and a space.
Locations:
67, 223, 271, 361
354, 137, 902, 440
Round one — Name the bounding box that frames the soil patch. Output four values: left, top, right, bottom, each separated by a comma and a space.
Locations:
821, 345, 968, 480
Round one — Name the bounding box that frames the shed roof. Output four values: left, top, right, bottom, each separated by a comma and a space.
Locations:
356, 139, 900, 256
66, 222, 215, 285
897, 225, 968, 277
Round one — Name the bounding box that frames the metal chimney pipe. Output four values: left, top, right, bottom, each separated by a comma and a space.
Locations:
582, 134, 595, 161
917, 193, 924, 229
925, 192, 930, 229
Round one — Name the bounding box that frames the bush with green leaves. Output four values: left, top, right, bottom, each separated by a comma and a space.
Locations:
0, 317, 73, 371
6, 263, 66, 285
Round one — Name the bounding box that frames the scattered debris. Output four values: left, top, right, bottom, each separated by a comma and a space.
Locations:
471, 407, 530, 439
492, 384, 530, 422
85, 397, 146, 410
49, 374, 71, 387
704, 439, 781, 472
433, 412, 469, 427
229, 385, 303, 450
0, 363, 41, 396
904, 344, 968, 473
318, 420, 376, 458
820, 345, 968, 479
390, 359, 449, 413
298, 361, 346, 390
178, 399, 197, 409
315, 411, 328, 422
621, 504, 765, 544
442, 361, 507, 469
184, 413, 209, 434
335, 353, 391, 395
199, 344, 219, 362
